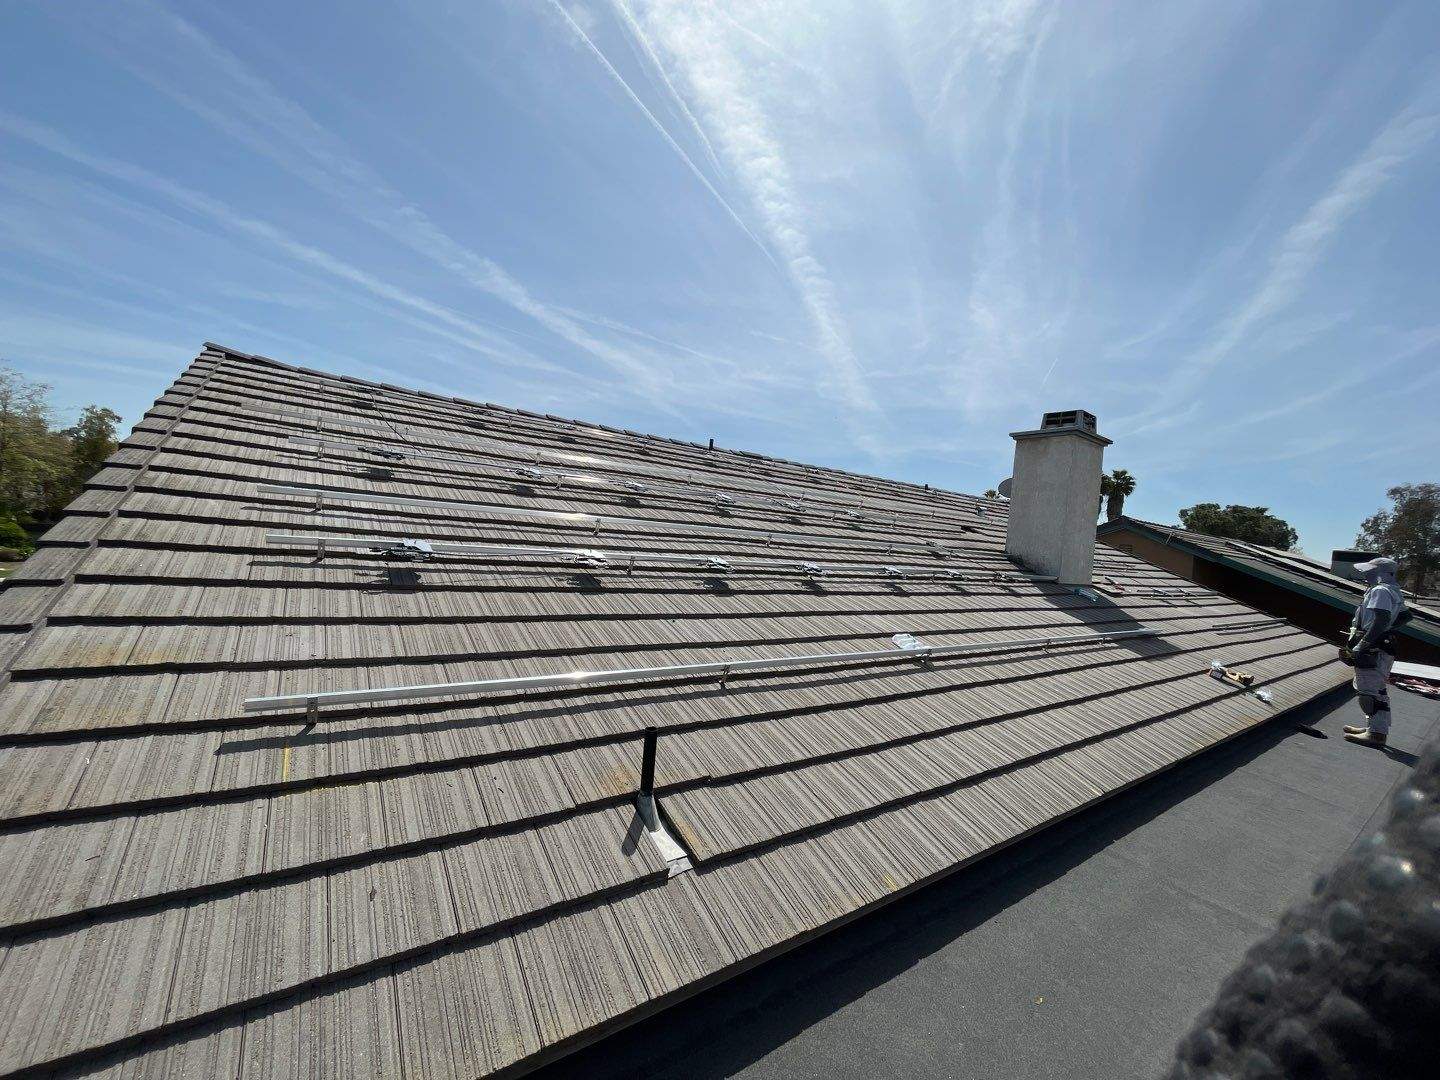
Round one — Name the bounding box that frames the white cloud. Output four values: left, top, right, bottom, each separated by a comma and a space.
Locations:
52, 0, 734, 414
1116, 92, 1440, 434
616, 1, 885, 452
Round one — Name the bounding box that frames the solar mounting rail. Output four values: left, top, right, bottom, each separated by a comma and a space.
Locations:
241, 624, 1161, 713
255, 483, 990, 560
262, 531, 1057, 582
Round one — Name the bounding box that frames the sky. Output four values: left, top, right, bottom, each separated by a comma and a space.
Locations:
2, 1, 1438, 557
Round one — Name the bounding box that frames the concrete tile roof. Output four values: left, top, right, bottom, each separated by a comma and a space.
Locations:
0, 345, 1348, 1077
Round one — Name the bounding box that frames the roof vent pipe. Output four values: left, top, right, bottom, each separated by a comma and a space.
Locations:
1004, 410, 1111, 586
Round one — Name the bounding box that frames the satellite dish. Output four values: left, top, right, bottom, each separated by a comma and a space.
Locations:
997, 477, 1013, 499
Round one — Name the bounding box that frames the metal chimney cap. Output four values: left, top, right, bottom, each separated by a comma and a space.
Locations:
1010, 409, 1111, 447
1042, 410, 1097, 433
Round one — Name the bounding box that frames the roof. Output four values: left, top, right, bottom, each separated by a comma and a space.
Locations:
0, 345, 1349, 1078
1097, 516, 1440, 649
533, 686, 1440, 1080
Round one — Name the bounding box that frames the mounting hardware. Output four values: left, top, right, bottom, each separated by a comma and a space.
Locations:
374, 538, 435, 562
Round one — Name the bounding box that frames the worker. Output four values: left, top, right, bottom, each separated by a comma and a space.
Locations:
1341, 556, 1408, 748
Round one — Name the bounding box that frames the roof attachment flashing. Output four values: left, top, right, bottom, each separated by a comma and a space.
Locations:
890, 633, 932, 661
374, 539, 435, 561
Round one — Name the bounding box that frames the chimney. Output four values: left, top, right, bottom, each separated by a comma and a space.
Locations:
1330, 549, 1378, 582
1005, 410, 1111, 585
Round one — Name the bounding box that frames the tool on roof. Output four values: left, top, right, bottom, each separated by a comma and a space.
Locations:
1208, 660, 1254, 687
1208, 660, 1273, 703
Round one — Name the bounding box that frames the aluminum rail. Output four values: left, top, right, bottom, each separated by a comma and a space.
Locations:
242, 625, 1160, 713
263, 532, 1057, 581
256, 484, 974, 559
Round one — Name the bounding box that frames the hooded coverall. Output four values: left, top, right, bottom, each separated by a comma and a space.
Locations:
1345, 557, 1406, 737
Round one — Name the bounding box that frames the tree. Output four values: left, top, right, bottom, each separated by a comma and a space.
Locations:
61, 406, 121, 505
1101, 468, 1136, 522
0, 366, 69, 520
1356, 483, 1440, 595
0, 365, 122, 536
983, 489, 999, 499
1178, 503, 1300, 550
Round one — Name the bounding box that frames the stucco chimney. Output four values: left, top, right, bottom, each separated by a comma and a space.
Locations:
1004, 410, 1111, 585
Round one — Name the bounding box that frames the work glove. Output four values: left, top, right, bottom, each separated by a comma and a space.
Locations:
1338, 646, 1355, 667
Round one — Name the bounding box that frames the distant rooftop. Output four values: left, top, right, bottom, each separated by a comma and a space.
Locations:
1097, 516, 1440, 654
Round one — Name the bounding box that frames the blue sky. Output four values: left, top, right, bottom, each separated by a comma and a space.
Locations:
2, 1, 1438, 556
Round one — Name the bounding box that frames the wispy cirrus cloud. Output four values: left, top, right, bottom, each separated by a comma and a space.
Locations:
609, 1, 884, 452
49, 0, 744, 414
0, 110, 579, 382
1116, 89, 1440, 434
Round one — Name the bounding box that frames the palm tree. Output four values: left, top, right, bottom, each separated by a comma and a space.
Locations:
1104, 468, 1136, 521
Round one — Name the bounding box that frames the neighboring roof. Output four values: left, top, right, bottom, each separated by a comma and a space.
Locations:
0, 345, 1348, 1078
1098, 516, 1440, 649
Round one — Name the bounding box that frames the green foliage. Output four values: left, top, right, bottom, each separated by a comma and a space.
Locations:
0, 365, 123, 540
1100, 467, 1137, 521
1356, 483, 1439, 594
0, 518, 33, 557
65, 405, 122, 479
1178, 502, 1300, 550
